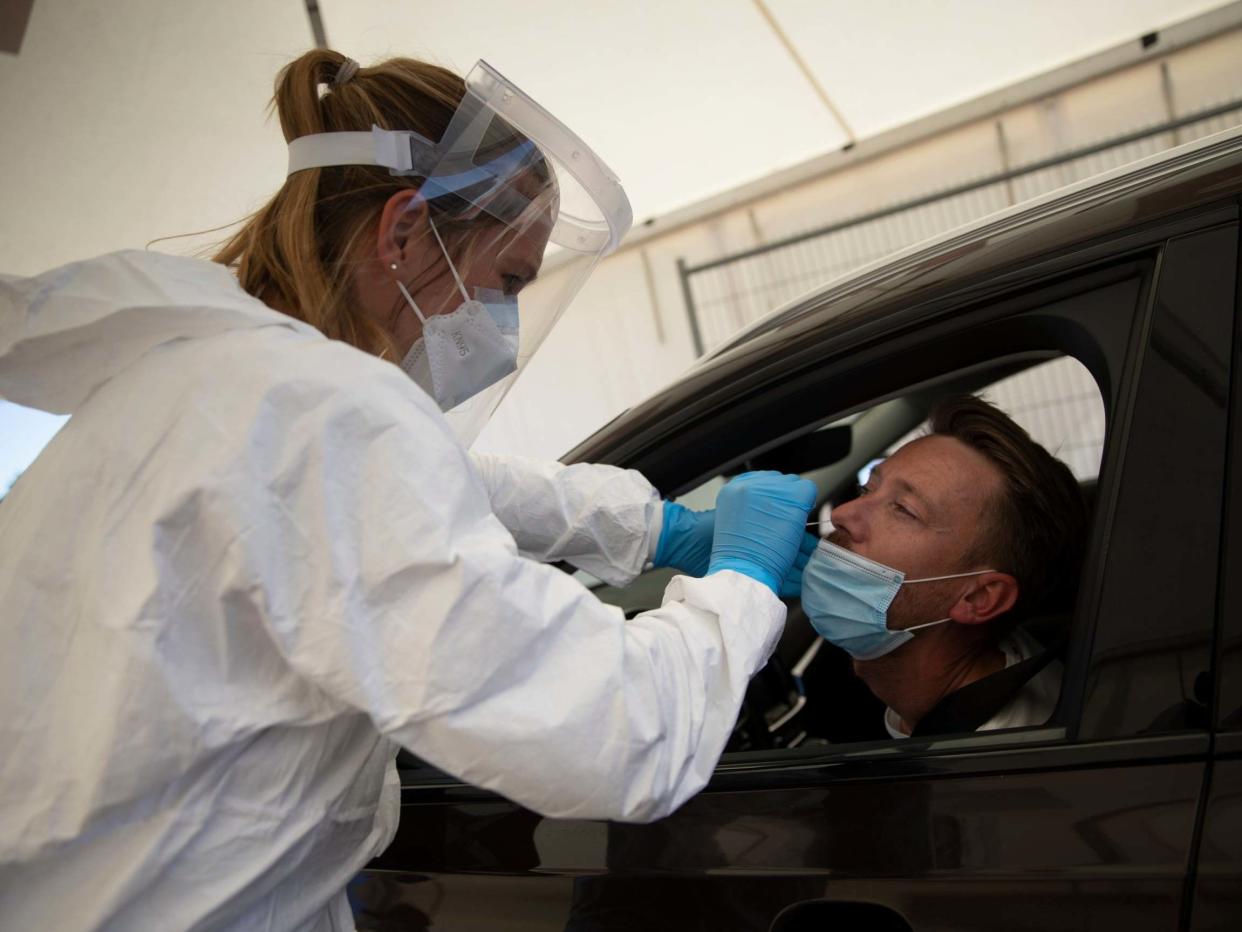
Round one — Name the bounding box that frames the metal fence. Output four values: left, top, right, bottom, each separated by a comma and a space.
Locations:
678, 97, 1242, 358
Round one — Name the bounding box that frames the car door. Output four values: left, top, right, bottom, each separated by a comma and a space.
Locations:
353, 213, 1236, 932
1187, 218, 1242, 931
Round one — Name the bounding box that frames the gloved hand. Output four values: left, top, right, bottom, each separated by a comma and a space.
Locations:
779, 531, 820, 599
653, 501, 714, 576
655, 505, 816, 592
708, 471, 818, 594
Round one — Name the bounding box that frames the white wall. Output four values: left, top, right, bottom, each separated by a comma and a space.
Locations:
0, 0, 310, 273
477, 25, 1242, 457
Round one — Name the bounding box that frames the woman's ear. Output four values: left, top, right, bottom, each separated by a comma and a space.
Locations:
375, 190, 427, 272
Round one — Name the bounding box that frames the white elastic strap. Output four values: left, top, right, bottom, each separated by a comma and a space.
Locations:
333, 58, 360, 87
395, 281, 427, 324
287, 126, 438, 176
427, 217, 471, 303
900, 570, 997, 633
287, 132, 377, 175
905, 568, 995, 585
905, 617, 953, 633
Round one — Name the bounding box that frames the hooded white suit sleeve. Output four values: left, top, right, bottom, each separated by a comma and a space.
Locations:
468, 451, 663, 587
210, 343, 782, 824
0, 252, 788, 930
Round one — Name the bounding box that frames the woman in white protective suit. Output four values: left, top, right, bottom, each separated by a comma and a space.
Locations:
0, 51, 818, 930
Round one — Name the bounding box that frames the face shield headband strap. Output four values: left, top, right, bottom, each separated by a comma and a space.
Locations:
287, 124, 530, 197
286, 125, 424, 175
284, 61, 632, 254
288, 124, 589, 248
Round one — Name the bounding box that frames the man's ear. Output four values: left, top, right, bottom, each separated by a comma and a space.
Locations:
948, 572, 1019, 625
376, 190, 427, 272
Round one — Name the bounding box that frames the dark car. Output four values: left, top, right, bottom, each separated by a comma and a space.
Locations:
350, 126, 1242, 931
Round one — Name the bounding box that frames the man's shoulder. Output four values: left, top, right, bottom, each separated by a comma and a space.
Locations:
980, 629, 1063, 731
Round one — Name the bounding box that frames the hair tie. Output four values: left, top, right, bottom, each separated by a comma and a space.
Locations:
332, 58, 360, 87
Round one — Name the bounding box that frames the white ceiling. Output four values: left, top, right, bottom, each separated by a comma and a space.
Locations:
0, 0, 1231, 276
325, 0, 1231, 223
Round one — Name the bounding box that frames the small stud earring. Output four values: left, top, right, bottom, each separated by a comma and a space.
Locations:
389, 262, 399, 271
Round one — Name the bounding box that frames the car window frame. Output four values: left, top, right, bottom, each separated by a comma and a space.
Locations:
395, 204, 1238, 793
692, 223, 1237, 779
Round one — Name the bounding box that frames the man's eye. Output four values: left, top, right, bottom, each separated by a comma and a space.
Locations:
894, 502, 917, 519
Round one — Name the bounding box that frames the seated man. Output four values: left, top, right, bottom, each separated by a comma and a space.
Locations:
801, 394, 1088, 737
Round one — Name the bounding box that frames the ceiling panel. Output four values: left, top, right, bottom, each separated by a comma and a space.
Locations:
0, 0, 1233, 275
325, 0, 849, 223
768, 0, 1229, 138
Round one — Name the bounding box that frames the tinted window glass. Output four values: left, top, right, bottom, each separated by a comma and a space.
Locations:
1079, 226, 1236, 739
1218, 229, 1242, 732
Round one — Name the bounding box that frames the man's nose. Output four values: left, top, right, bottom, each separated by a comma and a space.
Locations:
828, 495, 865, 542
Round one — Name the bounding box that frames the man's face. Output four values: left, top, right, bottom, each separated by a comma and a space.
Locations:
827, 434, 1004, 630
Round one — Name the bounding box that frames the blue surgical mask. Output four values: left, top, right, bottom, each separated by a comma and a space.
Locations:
474, 287, 520, 342
801, 539, 993, 661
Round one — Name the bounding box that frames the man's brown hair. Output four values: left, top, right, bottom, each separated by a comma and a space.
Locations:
929, 394, 1089, 614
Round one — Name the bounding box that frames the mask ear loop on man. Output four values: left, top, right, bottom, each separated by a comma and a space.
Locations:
900, 568, 997, 631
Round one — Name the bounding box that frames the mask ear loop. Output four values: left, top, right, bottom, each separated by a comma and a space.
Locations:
392, 252, 427, 324
393, 214, 471, 324
395, 279, 428, 324
427, 215, 472, 305
904, 568, 996, 584
899, 568, 997, 631
904, 617, 954, 633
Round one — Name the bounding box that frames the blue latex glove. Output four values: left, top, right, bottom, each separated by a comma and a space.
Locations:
708, 471, 818, 594
653, 501, 714, 576
779, 531, 820, 599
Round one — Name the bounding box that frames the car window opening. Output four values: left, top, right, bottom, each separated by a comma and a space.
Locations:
565, 354, 1105, 763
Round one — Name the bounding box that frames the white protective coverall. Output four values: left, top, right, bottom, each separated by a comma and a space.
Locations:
0, 251, 786, 931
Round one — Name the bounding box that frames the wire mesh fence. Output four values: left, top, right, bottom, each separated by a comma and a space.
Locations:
885, 357, 1107, 483
680, 98, 1242, 358
678, 97, 1241, 491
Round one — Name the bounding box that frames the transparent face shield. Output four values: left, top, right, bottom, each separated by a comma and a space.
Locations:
286, 61, 633, 445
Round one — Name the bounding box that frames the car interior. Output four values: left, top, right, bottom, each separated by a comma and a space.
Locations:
584, 353, 1105, 755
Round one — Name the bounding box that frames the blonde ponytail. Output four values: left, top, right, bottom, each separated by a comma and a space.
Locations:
213, 50, 464, 353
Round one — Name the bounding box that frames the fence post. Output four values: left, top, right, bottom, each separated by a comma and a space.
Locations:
677, 257, 706, 358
